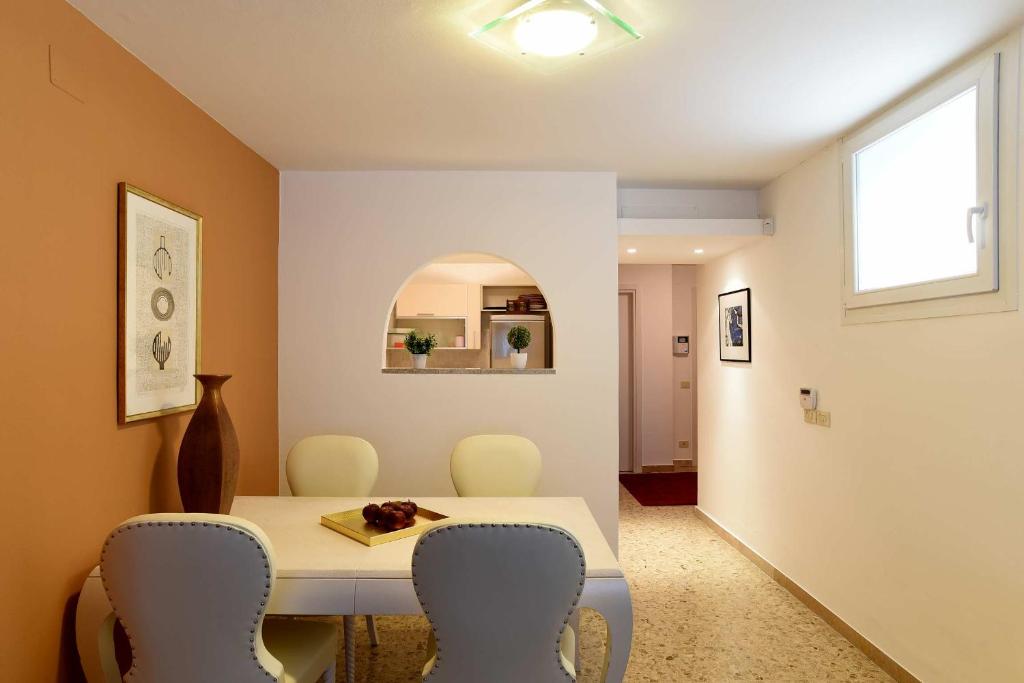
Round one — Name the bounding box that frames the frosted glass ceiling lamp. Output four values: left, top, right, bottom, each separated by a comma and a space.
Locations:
514, 10, 597, 57
469, 0, 642, 72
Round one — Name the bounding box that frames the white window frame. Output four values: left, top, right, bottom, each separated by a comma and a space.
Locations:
841, 52, 1000, 311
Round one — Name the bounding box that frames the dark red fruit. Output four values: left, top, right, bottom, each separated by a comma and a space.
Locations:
362, 500, 420, 531
384, 510, 406, 530
362, 504, 381, 523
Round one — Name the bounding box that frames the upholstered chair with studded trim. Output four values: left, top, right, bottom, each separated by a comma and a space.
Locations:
412, 523, 586, 682
100, 513, 337, 683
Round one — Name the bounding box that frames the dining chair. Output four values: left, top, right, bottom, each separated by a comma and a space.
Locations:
286, 434, 381, 661
286, 434, 379, 497
449, 434, 542, 496
100, 513, 337, 683
412, 522, 586, 682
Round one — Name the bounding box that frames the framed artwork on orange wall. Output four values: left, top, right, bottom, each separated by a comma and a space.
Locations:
118, 183, 202, 423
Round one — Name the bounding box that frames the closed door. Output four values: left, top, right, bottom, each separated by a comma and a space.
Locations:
619, 293, 634, 472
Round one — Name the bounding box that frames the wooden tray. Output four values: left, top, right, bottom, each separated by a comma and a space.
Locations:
320, 507, 448, 547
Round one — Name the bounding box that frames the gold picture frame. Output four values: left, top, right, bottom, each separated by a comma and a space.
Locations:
118, 183, 202, 423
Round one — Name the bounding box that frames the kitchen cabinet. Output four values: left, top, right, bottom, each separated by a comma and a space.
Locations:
467, 285, 482, 349
395, 283, 468, 317
392, 283, 483, 350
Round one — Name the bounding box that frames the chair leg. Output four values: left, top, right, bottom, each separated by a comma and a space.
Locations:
569, 608, 582, 669
365, 614, 379, 647
343, 615, 356, 683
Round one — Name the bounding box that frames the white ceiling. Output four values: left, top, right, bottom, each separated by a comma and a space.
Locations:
618, 234, 764, 265
69, 0, 1024, 187
411, 260, 536, 285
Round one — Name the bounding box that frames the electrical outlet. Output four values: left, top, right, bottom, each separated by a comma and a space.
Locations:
804, 409, 816, 424
678, 440, 689, 449
680, 380, 691, 389
815, 410, 831, 428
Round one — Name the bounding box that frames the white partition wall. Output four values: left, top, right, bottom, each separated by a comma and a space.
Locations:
278, 171, 620, 547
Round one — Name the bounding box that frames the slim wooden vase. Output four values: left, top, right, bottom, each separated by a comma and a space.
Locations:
177, 374, 239, 514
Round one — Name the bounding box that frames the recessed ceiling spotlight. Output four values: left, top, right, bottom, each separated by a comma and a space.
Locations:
469, 0, 642, 72
693, 248, 705, 254
626, 248, 638, 254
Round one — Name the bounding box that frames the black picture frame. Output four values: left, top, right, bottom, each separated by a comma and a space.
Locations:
718, 287, 751, 363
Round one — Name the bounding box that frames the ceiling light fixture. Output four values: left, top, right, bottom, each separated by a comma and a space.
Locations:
626, 248, 638, 254
515, 10, 597, 57
469, 0, 642, 71
693, 248, 705, 254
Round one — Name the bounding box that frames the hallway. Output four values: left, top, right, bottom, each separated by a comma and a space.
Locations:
585, 487, 890, 681
341, 486, 890, 681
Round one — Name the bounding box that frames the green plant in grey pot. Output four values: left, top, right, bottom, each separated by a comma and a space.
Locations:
507, 325, 531, 370
405, 330, 438, 369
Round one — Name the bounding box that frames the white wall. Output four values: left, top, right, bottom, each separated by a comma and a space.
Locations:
618, 264, 699, 467
618, 188, 758, 219
618, 264, 674, 467
279, 171, 621, 546
697, 30, 1024, 680
672, 265, 698, 463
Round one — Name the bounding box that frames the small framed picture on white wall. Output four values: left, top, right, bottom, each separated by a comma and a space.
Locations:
718, 288, 751, 362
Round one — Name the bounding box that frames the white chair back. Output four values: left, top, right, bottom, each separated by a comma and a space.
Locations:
286, 434, 379, 496
412, 523, 585, 682
100, 513, 285, 682
450, 434, 541, 496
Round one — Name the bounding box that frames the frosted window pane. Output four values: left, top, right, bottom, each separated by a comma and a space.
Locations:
854, 87, 978, 292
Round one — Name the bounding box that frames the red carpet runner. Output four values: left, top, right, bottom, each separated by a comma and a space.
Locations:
619, 472, 698, 506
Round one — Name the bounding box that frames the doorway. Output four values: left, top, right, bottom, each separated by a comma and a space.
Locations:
618, 290, 640, 473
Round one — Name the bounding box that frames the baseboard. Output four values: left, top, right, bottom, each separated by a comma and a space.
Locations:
639, 464, 698, 473
694, 507, 920, 683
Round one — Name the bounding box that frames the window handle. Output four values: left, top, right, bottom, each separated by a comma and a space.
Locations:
967, 205, 987, 246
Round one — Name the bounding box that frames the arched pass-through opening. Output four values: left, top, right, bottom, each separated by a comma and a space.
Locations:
381, 253, 555, 373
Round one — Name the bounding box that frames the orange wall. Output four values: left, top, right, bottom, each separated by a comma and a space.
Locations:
0, 1, 280, 679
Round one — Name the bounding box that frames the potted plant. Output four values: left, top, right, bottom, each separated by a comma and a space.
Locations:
405, 330, 437, 369
507, 325, 531, 370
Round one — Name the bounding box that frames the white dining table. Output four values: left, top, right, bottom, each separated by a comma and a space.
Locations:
76, 496, 633, 683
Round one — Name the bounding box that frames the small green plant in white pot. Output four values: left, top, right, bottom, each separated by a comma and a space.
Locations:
507, 325, 531, 370
405, 331, 438, 369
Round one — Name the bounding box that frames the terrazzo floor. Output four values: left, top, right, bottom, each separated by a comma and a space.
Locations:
331, 486, 891, 682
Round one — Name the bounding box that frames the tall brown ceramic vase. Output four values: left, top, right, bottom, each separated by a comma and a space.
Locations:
177, 374, 239, 514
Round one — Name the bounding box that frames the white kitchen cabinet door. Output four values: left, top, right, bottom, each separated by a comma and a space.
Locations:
396, 283, 469, 317
467, 285, 482, 349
